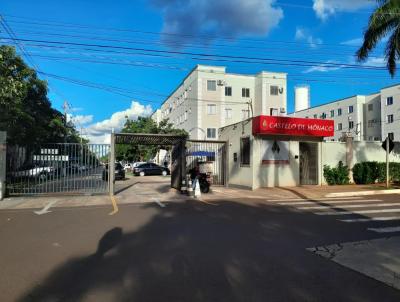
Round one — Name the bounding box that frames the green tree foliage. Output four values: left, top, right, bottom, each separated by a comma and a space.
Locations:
116, 116, 188, 161
0, 45, 82, 145
357, 0, 400, 77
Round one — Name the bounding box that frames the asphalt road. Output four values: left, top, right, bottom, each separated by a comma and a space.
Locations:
0, 194, 400, 302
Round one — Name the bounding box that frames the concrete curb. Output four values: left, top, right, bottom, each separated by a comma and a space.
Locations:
326, 189, 400, 198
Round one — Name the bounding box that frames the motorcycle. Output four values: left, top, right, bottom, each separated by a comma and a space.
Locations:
197, 173, 211, 193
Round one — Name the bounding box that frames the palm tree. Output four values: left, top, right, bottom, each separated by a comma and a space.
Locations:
357, 0, 400, 77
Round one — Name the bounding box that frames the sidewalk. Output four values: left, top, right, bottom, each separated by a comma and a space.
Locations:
202, 184, 400, 202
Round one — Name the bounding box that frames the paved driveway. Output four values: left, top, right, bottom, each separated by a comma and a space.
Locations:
1, 194, 400, 301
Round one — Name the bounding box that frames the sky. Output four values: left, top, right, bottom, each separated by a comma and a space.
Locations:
1, 0, 398, 143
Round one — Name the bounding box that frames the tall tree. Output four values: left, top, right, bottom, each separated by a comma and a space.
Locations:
0, 45, 82, 145
116, 117, 187, 161
357, 0, 400, 77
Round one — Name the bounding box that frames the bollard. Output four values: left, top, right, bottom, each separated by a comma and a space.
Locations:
187, 179, 194, 196
194, 178, 201, 198
181, 179, 187, 194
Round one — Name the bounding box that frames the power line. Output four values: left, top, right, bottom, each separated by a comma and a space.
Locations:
0, 36, 387, 71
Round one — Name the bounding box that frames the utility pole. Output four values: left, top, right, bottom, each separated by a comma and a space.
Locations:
386, 134, 390, 188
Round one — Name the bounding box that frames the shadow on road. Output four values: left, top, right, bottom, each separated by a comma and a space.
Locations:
17, 200, 400, 302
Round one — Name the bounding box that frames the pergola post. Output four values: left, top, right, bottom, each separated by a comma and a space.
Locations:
109, 132, 115, 196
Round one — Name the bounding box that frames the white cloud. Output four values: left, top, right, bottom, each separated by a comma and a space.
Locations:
72, 114, 94, 125
340, 37, 363, 46
313, 0, 374, 20
303, 60, 345, 73
83, 101, 153, 144
295, 27, 322, 48
152, 0, 283, 46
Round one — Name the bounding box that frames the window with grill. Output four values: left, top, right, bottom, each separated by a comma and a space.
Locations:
337, 123, 342, 130
330, 110, 334, 117
349, 121, 354, 129
207, 80, 216, 91
225, 86, 232, 96
337, 108, 342, 116
207, 104, 216, 115
348, 106, 354, 113
387, 114, 394, 123
270, 85, 279, 95
242, 88, 250, 98
387, 96, 393, 106
207, 128, 216, 139
388, 132, 394, 141
240, 137, 250, 166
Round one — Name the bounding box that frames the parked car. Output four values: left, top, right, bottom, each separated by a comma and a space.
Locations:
10, 164, 54, 180
132, 161, 146, 168
102, 162, 125, 181
133, 163, 170, 176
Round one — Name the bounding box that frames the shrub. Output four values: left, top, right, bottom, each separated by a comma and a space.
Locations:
353, 161, 400, 184
352, 162, 379, 184
323, 161, 350, 185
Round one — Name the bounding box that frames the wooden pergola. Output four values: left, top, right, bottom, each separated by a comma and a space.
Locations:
109, 133, 187, 195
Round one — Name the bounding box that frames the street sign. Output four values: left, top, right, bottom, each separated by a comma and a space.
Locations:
382, 137, 395, 153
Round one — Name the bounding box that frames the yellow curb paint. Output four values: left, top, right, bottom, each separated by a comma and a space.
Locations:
109, 195, 119, 215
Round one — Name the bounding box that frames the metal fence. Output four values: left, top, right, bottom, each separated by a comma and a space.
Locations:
186, 140, 226, 185
6, 143, 110, 195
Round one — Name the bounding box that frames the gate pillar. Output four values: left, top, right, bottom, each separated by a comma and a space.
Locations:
0, 132, 6, 200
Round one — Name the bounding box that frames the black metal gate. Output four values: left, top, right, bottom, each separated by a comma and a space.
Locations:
6, 143, 110, 195
186, 140, 227, 185
299, 142, 318, 185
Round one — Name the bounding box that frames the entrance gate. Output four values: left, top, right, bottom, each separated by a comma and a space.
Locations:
186, 140, 227, 186
6, 143, 110, 195
111, 133, 187, 195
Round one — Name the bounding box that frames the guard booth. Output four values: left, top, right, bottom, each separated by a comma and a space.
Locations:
110, 133, 187, 195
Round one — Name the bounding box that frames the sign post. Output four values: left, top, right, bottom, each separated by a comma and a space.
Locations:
382, 136, 394, 188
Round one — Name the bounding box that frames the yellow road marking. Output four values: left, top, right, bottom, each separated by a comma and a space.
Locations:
109, 194, 119, 215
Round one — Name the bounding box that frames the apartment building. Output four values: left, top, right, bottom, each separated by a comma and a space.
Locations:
380, 84, 400, 141
291, 95, 381, 141
151, 65, 287, 139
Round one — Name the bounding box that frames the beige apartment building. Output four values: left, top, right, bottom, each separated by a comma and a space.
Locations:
151, 65, 287, 139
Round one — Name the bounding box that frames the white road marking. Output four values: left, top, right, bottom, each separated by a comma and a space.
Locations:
299, 202, 400, 210
340, 216, 400, 222
315, 208, 400, 216
367, 226, 400, 233
152, 198, 166, 208
278, 199, 381, 206
34, 200, 58, 215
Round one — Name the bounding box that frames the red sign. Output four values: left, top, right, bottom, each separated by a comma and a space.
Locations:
252, 115, 334, 137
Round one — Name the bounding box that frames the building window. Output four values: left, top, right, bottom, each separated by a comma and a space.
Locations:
207, 104, 217, 115
387, 114, 394, 123
207, 80, 216, 91
184, 111, 188, 121
305, 116, 309, 119
270, 108, 279, 116
321, 113, 326, 119
337, 108, 342, 116
348, 105, 354, 113
388, 132, 394, 141
330, 110, 334, 117
242, 88, 250, 98
337, 123, 342, 131
368, 104, 373, 111
225, 86, 232, 96
387, 96, 393, 106
313, 114, 318, 119
242, 109, 250, 120
368, 136, 373, 141
270, 85, 279, 96
368, 119, 375, 127
349, 121, 354, 129
207, 128, 216, 139
240, 137, 250, 166
225, 108, 232, 119
374, 137, 380, 141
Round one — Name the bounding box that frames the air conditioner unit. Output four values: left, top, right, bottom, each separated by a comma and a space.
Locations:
280, 108, 286, 113
217, 80, 225, 86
